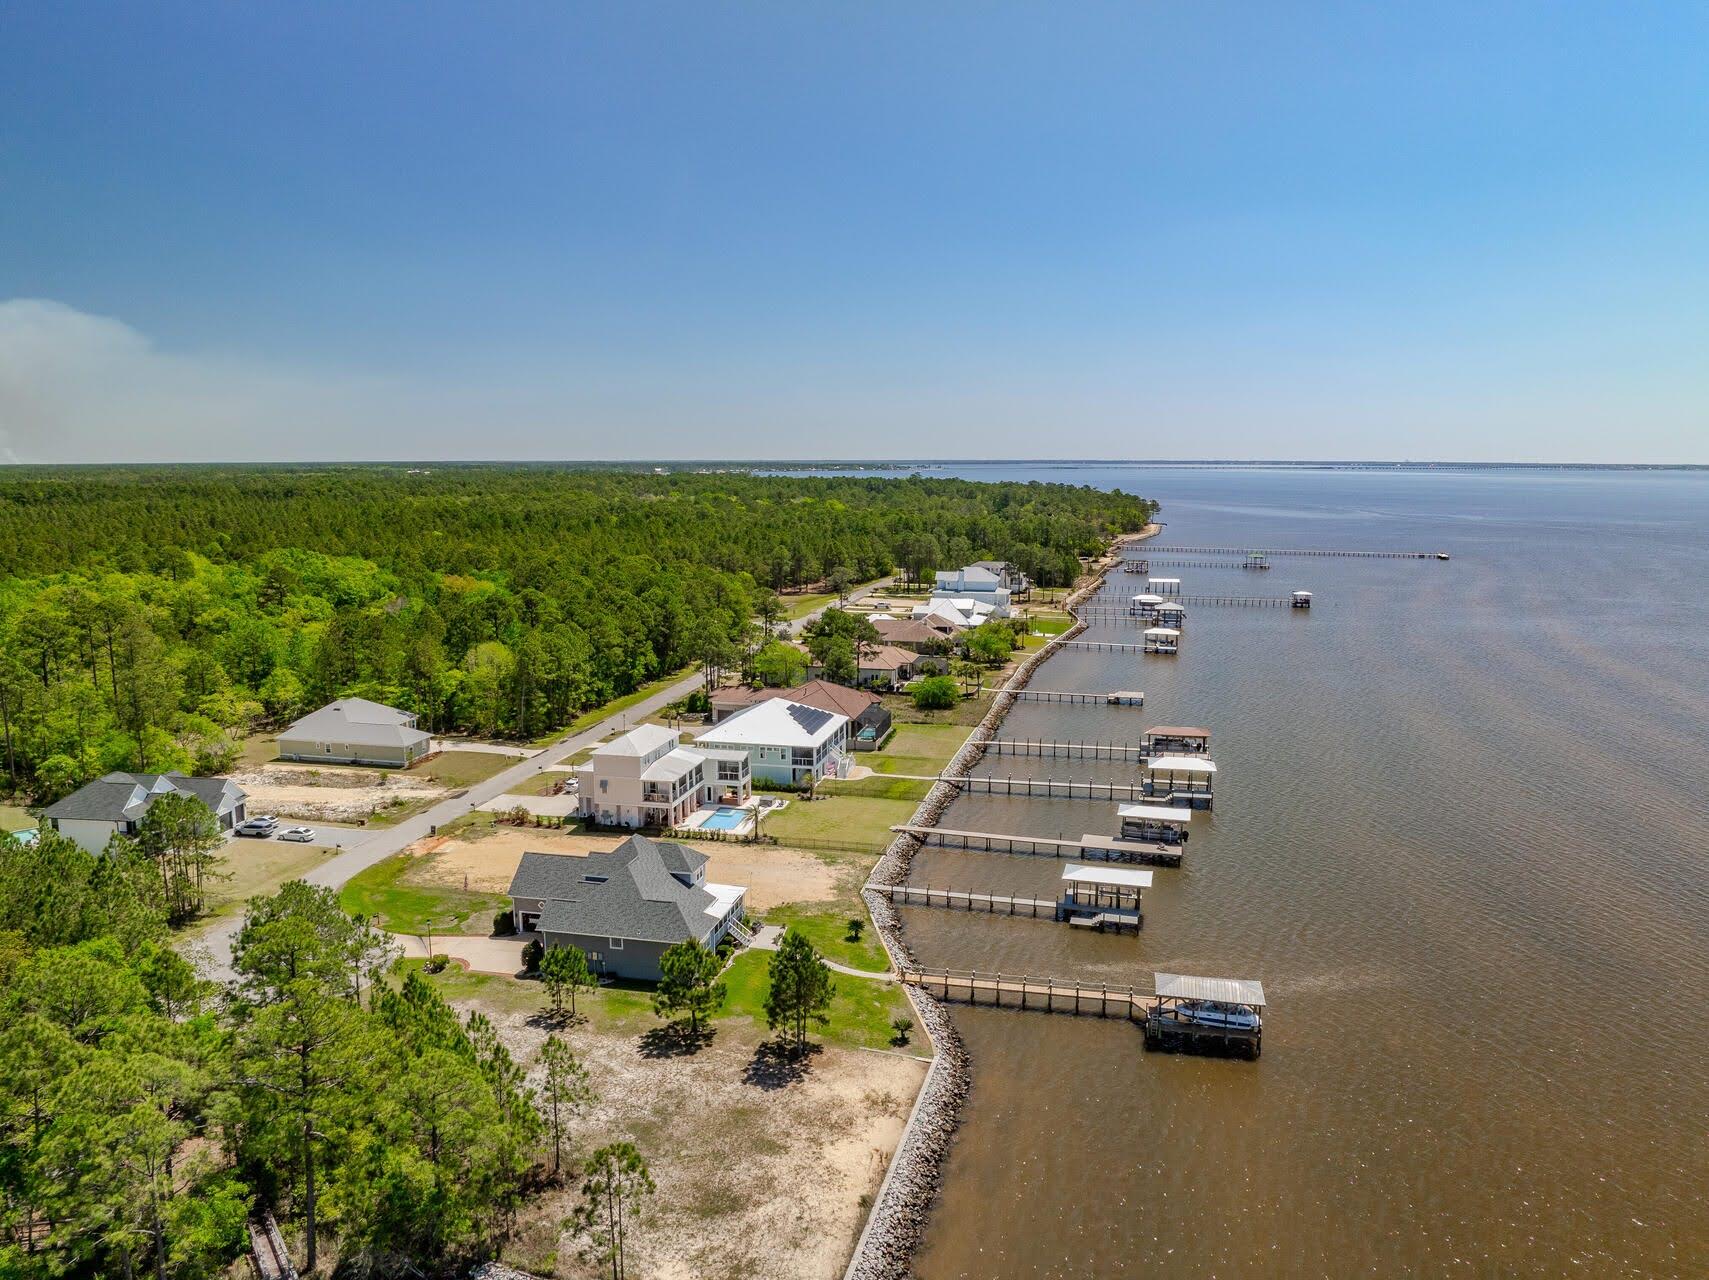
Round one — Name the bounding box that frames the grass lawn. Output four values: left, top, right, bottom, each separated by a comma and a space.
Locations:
821, 775, 933, 802
718, 952, 910, 1051
864, 722, 971, 776
202, 840, 341, 920
1, 802, 33, 833
782, 591, 837, 619
761, 904, 890, 973
340, 851, 510, 934
1026, 611, 1075, 636
758, 791, 919, 851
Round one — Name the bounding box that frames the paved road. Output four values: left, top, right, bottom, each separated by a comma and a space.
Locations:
194, 582, 891, 979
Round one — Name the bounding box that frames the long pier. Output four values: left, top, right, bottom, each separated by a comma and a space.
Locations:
983, 738, 1150, 761
1082, 594, 1301, 612
893, 823, 1183, 866
1011, 688, 1144, 706
952, 774, 1149, 800
1136, 545, 1444, 560
899, 965, 1153, 1018
869, 883, 1056, 919
1059, 638, 1147, 652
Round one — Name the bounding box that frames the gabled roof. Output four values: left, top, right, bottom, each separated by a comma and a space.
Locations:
855, 644, 918, 672
871, 616, 952, 646
712, 679, 880, 721
596, 723, 680, 758
510, 836, 735, 945
696, 698, 848, 750
42, 772, 245, 822
282, 699, 431, 749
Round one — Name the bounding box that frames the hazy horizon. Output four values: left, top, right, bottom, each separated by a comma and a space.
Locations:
4, 4, 1706, 465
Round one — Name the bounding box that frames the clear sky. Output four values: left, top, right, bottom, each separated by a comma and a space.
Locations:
2, 3, 1705, 464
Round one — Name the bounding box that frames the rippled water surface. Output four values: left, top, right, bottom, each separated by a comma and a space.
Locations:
890, 466, 1709, 1278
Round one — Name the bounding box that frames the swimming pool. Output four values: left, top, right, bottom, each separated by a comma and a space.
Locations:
700, 806, 748, 831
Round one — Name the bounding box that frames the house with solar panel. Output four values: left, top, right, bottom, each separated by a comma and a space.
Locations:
693, 698, 851, 786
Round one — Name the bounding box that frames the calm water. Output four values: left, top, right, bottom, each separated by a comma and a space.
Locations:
889, 466, 1709, 1278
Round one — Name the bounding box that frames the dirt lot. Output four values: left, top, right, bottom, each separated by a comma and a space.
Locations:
483, 1006, 927, 1280
411, 826, 840, 911
231, 763, 448, 823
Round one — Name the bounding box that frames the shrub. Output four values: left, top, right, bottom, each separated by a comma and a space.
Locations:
522, 937, 545, 973
424, 953, 449, 974
890, 1015, 914, 1046
493, 909, 516, 936
911, 675, 959, 710
845, 918, 865, 942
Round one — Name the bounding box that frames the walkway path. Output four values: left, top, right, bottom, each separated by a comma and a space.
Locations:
192, 581, 892, 981
747, 923, 896, 982
394, 932, 527, 976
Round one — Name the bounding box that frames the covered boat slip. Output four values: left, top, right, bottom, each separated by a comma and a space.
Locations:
1142, 626, 1180, 654
1056, 863, 1152, 932
1140, 725, 1211, 755
1144, 972, 1266, 1059
1118, 802, 1192, 844
1141, 754, 1216, 808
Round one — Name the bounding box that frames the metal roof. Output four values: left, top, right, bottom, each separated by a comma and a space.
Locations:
1143, 627, 1181, 638
696, 697, 848, 749
1144, 755, 1217, 773
1117, 803, 1193, 824
1143, 726, 1210, 740
1063, 863, 1153, 888
1153, 972, 1267, 1007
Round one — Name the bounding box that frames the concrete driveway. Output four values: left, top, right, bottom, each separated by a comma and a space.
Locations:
480, 791, 579, 817
394, 932, 529, 976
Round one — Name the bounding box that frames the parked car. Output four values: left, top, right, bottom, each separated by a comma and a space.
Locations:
1174, 999, 1260, 1032
278, 826, 316, 843
236, 816, 280, 837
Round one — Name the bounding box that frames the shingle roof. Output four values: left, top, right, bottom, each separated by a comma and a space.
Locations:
871, 616, 950, 646
42, 772, 245, 822
510, 836, 727, 946
711, 679, 879, 721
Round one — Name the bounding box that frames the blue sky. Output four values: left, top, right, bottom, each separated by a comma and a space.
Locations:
2, 2, 1705, 463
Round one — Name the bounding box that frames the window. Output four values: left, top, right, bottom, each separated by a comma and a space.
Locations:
609, 937, 625, 950
599, 778, 609, 792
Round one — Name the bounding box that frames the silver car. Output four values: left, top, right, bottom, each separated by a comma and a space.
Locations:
278, 826, 317, 843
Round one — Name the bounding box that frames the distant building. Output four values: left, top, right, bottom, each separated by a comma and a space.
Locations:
870, 615, 955, 652
694, 698, 850, 786
278, 697, 433, 767
971, 560, 1031, 594
931, 565, 1013, 617
816, 643, 925, 689
42, 772, 248, 854
507, 835, 746, 981
910, 597, 994, 629
707, 679, 892, 749
573, 723, 751, 830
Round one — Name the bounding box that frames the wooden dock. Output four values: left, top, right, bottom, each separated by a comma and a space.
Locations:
897, 966, 1262, 1057
249, 1214, 297, 1280
984, 738, 1151, 760
1145, 544, 1443, 560
1010, 688, 1145, 706
1086, 594, 1304, 612
952, 774, 1148, 801
892, 823, 1183, 866
868, 882, 1056, 919
1060, 638, 1147, 652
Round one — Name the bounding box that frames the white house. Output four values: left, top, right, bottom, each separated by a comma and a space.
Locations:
42, 772, 248, 854
278, 697, 433, 767
694, 698, 850, 787
574, 723, 752, 829
911, 597, 995, 629
932, 565, 1012, 617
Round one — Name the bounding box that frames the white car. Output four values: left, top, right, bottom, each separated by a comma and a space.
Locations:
1175, 1000, 1261, 1032
236, 816, 280, 837
278, 826, 317, 843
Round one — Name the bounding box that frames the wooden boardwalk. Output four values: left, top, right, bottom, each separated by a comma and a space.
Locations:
1011, 688, 1144, 706
1139, 545, 1442, 560
1060, 638, 1147, 652
899, 966, 1154, 1018
869, 883, 1056, 919
892, 823, 1183, 866
953, 774, 1149, 801
984, 738, 1151, 760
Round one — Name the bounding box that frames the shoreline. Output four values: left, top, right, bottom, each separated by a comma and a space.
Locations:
842, 523, 1153, 1279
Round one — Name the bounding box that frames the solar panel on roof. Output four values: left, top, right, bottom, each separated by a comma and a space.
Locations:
786, 703, 834, 732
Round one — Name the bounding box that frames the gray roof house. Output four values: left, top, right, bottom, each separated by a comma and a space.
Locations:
278, 697, 433, 767
508, 835, 747, 982
42, 771, 247, 854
